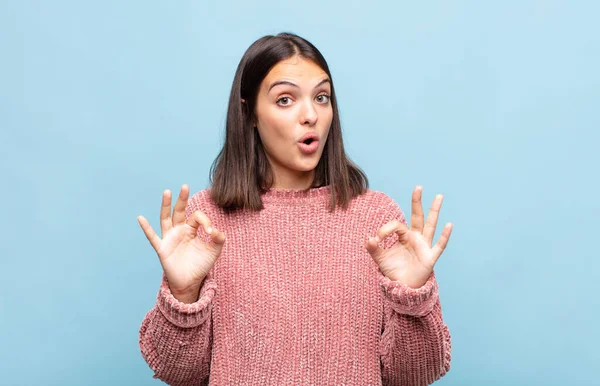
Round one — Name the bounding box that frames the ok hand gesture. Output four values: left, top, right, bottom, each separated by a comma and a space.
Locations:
137, 184, 226, 303
366, 186, 453, 289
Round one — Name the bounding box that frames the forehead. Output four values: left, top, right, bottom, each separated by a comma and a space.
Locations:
262, 56, 328, 88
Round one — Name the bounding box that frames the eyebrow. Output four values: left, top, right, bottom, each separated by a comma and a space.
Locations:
268, 78, 331, 93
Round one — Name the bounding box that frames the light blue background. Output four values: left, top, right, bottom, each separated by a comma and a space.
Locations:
1, 1, 598, 385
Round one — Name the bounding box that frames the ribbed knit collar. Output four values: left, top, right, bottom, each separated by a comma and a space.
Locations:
260, 185, 331, 206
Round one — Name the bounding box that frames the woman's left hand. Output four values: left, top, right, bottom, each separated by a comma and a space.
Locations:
366, 185, 453, 289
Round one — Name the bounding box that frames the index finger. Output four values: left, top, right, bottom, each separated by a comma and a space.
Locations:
186, 210, 214, 235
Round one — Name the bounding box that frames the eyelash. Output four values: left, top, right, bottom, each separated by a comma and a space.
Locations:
276, 94, 331, 107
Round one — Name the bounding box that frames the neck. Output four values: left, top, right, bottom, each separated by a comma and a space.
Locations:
267, 157, 317, 190
270, 175, 316, 191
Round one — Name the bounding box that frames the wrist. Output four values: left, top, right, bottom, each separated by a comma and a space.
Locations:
157, 273, 216, 328
170, 281, 203, 304
172, 289, 200, 304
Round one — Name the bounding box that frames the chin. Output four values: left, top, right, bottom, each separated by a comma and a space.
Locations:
293, 164, 318, 173
297, 155, 322, 168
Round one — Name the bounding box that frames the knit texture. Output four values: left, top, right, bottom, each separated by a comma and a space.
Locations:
139, 186, 452, 385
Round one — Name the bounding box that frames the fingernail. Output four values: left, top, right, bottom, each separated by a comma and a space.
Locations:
206, 226, 213, 234
374, 236, 380, 242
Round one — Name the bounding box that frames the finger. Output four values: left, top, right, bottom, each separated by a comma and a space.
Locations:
423, 194, 443, 247
187, 211, 227, 255
160, 190, 172, 238
137, 215, 161, 252
374, 219, 408, 250
377, 219, 408, 243
366, 219, 408, 261
365, 235, 384, 261
431, 223, 453, 263
209, 227, 227, 246
186, 210, 214, 235
172, 184, 189, 226
207, 227, 227, 256
411, 185, 424, 232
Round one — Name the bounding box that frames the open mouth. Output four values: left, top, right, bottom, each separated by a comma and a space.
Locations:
298, 137, 319, 154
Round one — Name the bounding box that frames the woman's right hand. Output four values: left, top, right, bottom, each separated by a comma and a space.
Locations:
137, 184, 226, 303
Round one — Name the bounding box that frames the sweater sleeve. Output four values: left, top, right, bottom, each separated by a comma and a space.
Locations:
138, 191, 217, 386
376, 196, 452, 385
139, 273, 216, 385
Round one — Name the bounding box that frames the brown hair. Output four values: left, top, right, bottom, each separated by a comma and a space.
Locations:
209, 32, 369, 213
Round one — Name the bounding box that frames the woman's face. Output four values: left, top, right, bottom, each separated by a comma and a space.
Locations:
253, 56, 333, 190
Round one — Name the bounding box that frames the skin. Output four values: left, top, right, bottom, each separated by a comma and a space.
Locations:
251, 55, 333, 190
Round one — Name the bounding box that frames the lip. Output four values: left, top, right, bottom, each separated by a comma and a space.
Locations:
298, 132, 319, 143
297, 132, 320, 154
298, 140, 319, 154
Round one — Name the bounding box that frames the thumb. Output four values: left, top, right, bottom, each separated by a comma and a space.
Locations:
206, 226, 226, 255
365, 235, 385, 264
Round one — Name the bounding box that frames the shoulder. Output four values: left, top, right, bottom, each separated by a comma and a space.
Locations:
190, 187, 212, 203
186, 187, 220, 215
361, 188, 407, 224
358, 188, 400, 212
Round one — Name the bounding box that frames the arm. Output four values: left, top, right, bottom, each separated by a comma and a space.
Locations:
139, 272, 217, 386
379, 271, 451, 385
138, 191, 218, 385
376, 198, 452, 385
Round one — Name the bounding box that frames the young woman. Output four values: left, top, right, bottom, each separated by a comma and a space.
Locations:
138, 32, 453, 385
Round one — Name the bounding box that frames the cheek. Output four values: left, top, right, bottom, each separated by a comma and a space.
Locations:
325, 108, 333, 125
320, 107, 333, 131
261, 108, 294, 140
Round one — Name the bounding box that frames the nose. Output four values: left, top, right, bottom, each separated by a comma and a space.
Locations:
300, 98, 318, 126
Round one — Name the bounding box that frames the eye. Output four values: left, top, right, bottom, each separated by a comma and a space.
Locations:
316, 94, 331, 104
276, 96, 293, 106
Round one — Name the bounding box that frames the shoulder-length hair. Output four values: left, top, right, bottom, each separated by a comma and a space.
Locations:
209, 32, 369, 213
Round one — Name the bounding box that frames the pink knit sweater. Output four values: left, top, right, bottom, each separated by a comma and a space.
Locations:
139, 186, 451, 385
